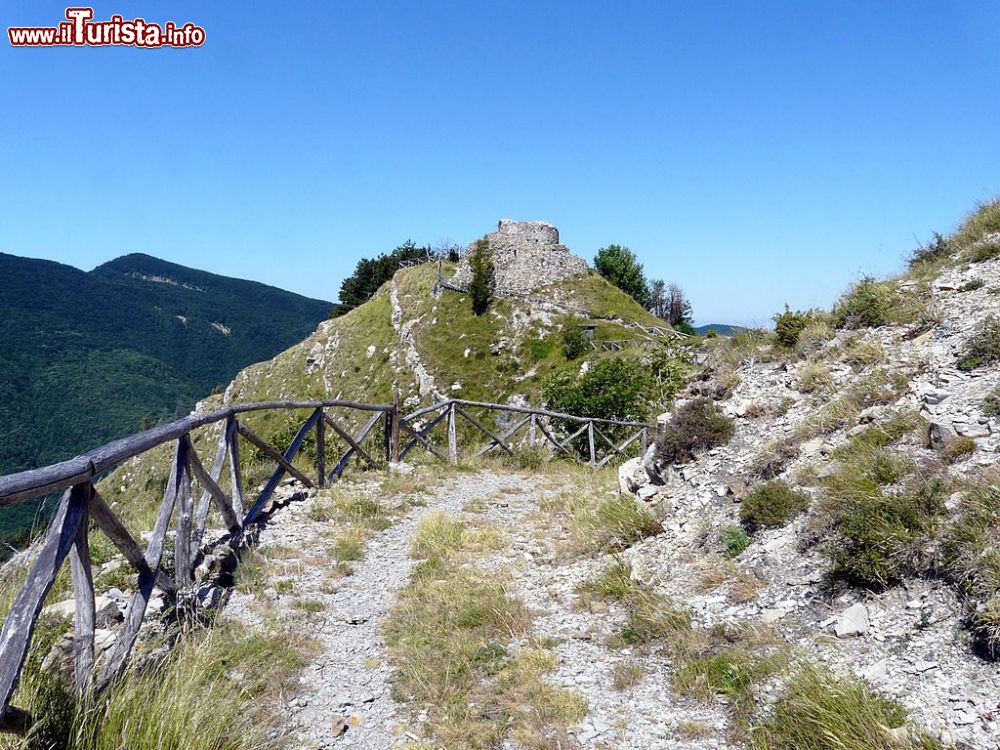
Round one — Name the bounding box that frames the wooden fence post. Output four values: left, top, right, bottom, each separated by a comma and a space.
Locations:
390, 392, 400, 464
316, 408, 326, 488
641, 426, 648, 456
587, 421, 596, 467
226, 416, 245, 520
448, 403, 458, 464
173, 436, 194, 586
68, 483, 95, 697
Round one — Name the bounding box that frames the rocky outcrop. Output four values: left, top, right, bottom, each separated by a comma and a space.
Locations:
454, 219, 589, 294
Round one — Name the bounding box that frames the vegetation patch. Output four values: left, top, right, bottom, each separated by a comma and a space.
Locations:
386, 515, 585, 750
748, 664, 943, 750
740, 481, 810, 533
722, 525, 751, 558
656, 398, 734, 464
8, 623, 304, 750
580, 561, 694, 651
953, 197, 1000, 248
821, 470, 950, 589
942, 478, 1000, 658
832, 277, 931, 330
543, 491, 662, 555
956, 316, 1000, 371
983, 387, 1000, 418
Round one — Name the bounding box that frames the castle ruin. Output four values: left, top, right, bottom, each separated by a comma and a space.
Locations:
453, 219, 589, 294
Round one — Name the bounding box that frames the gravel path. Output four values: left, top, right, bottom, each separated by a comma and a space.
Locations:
224, 473, 532, 749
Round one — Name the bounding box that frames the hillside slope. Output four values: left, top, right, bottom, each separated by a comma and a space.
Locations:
210, 263, 675, 436
0, 252, 331, 546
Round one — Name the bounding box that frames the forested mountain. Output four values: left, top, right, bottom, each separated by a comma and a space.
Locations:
0, 252, 331, 545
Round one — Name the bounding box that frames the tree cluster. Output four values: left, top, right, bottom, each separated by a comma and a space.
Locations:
331, 240, 430, 317
468, 238, 495, 316
593, 245, 694, 332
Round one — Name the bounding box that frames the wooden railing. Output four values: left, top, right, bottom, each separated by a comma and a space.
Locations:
0, 398, 649, 733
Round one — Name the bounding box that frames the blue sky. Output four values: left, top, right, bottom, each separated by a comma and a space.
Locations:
1, 1, 998, 326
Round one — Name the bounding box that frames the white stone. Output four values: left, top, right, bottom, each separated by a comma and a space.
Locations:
834, 602, 869, 638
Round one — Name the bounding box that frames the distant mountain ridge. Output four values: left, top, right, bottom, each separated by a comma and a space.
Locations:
0, 251, 331, 481
694, 323, 745, 336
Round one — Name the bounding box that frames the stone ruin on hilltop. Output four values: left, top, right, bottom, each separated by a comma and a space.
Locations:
453, 219, 589, 294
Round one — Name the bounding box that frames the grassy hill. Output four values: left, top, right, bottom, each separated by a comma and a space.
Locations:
0, 252, 331, 548
94, 263, 689, 535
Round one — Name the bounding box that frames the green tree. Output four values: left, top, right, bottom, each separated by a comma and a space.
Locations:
469, 238, 495, 316
594, 245, 649, 306
332, 240, 429, 317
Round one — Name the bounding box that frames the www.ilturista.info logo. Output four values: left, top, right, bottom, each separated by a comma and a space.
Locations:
8, 7, 205, 48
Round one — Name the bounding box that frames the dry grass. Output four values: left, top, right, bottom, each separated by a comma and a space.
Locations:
748, 663, 943, 750
541, 490, 662, 556
386, 515, 585, 750
796, 360, 833, 394
3, 622, 307, 750
695, 557, 764, 603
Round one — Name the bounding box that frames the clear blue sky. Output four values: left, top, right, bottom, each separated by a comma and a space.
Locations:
2, 1, 998, 326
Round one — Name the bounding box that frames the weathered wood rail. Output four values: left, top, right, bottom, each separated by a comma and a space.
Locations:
0, 397, 650, 733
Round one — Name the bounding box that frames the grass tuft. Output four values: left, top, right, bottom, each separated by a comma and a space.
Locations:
740, 481, 810, 533
749, 664, 943, 750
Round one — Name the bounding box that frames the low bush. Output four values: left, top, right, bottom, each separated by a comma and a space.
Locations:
772, 306, 811, 348
543, 357, 652, 456
581, 562, 694, 650
959, 278, 985, 292
794, 319, 835, 357
656, 398, 734, 464
907, 232, 953, 268
749, 664, 943, 750
956, 316, 1000, 371
796, 360, 833, 394
942, 479, 1000, 658
983, 388, 1000, 418
560, 320, 590, 360
833, 277, 895, 328
740, 481, 810, 533
940, 436, 977, 464
823, 476, 950, 589
842, 338, 886, 370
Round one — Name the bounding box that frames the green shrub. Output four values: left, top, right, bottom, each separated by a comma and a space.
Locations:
773, 306, 811, 347
646, 348, 692, 408
833, 277, 894, 329
824, 477, 949, 589
983, 388, 1000, 417
942, 480, 1000, 658
959, 278, 985, 292
957, 316, 1000, 371
543, 357, 652, 456
656, 398, 734, 465
560, 321, 590, 359
740, 481, 810, 533
468, 238, 495, 316
749, 664, 942, 750
722, 525, 750, 558
907, 232, 953, 268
